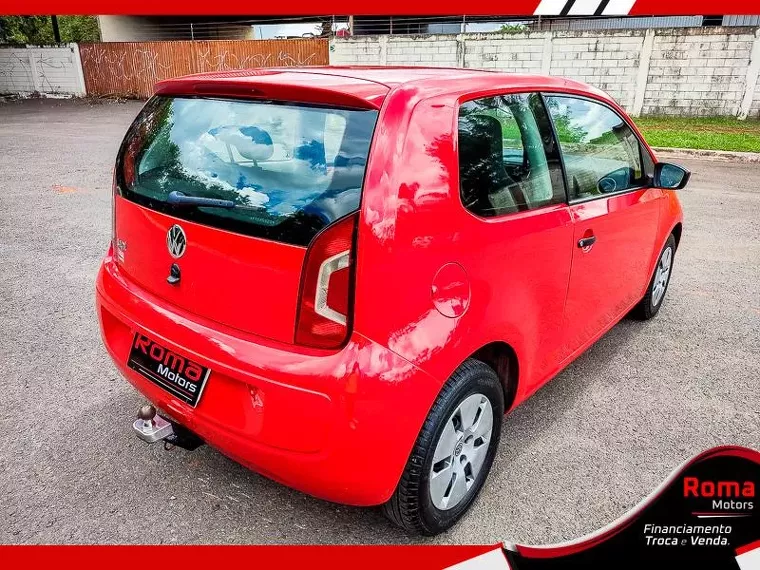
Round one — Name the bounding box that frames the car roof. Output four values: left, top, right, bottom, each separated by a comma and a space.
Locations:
155, 66, 610, 110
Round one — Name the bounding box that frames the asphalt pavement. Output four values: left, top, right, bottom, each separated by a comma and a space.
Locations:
0, 98, 758, 545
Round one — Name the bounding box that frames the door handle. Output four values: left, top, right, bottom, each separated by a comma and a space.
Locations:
578, 236, 597, 249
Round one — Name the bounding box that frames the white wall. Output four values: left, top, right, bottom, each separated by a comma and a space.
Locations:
2, 29, 758, 115
643, 28, 759, 116
331, 27, 760, 118
386, 36, 459, 67
0, 45, 85, 96
549, 32, 644, 112
753, 74, 760, 117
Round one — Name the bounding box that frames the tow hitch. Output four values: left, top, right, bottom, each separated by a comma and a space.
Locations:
133, 405, 204, 451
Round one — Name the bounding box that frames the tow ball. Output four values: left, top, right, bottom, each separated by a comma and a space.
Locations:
133, 405, 204, 451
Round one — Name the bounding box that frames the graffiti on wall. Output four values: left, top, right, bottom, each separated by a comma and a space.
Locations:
78, 39, 329, 98
0, 47, 81, 95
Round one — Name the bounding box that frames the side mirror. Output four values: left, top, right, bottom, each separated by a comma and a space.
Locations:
654, 162, 690, 190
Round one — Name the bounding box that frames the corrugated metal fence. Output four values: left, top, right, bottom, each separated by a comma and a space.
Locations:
78, 39, 329, 98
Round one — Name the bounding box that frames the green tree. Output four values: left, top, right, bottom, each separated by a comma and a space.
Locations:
0, 16, 100, 44
544, 97, 588, 143
0, 16, 53, 44
58, 16, 100, 42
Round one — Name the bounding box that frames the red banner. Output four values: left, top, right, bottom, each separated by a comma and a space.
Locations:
0, 545, 499, 569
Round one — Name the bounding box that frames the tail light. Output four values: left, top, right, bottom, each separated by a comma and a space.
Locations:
113, 130, 139, 262
295, 213, 358, 349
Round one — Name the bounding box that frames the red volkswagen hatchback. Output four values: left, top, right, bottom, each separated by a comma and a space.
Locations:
96, 67, 688, 535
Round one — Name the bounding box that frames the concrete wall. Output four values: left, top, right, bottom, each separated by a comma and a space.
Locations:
97, 16, 254, 42
2, 28, 758, 115
98, 16, 150, 42
331, 27, 760, 118
0, 45, 85, 96
386, 36, 460, 67
753, 72, 760, 117
643, 28, 759, 116
549, 32, 643, 111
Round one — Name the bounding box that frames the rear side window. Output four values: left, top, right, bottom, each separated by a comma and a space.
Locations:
544, 95, 650, 201
117, 96, 378, 246
458, 93, 565, 218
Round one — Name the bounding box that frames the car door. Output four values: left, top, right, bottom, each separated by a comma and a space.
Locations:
543, 94, 662, 360
457, 92, 574, 393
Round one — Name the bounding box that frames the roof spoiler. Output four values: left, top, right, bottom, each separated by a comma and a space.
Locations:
154, 72, 386, 110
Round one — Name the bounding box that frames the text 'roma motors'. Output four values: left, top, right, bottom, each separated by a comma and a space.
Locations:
684, 477, 756, 511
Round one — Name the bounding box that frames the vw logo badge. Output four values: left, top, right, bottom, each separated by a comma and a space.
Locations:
166, 224, 187, 259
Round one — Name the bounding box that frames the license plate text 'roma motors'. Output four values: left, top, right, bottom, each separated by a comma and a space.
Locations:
127, 333, 210, 407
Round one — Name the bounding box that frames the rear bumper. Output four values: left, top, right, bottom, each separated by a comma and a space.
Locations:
96, 251, 440, 506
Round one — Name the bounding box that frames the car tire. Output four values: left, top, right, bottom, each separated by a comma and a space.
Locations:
382, 359, 504, 536
632, 233, 677, 321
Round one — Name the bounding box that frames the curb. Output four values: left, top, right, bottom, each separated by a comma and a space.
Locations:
652, 147, 760, 163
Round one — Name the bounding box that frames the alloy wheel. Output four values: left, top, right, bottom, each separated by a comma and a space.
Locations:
429, 393, 494, 510
652, 246, 673, 307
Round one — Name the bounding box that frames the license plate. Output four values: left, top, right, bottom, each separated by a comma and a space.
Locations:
127, 333, 210, 407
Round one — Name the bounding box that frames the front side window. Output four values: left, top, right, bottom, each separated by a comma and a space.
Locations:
544, 96, 650, 202
118, 96, 378, 246
458, 93, 565, 218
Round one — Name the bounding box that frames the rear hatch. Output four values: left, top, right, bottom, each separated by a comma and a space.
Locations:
113, 90, 379, 344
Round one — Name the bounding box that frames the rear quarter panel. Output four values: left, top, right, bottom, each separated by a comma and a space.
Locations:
354, 87, 541, 401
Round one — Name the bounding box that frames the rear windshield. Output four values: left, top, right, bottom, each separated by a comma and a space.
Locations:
117, 96, 378, 246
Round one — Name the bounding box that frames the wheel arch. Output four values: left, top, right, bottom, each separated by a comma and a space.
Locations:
645, 221, 683, 288
468, 341, 519, 412
671, 222, 683, 250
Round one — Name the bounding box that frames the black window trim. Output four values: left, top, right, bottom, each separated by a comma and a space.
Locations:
535, 93, 570, 206
455, 90, 571, 220
540, 91, 654, 206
